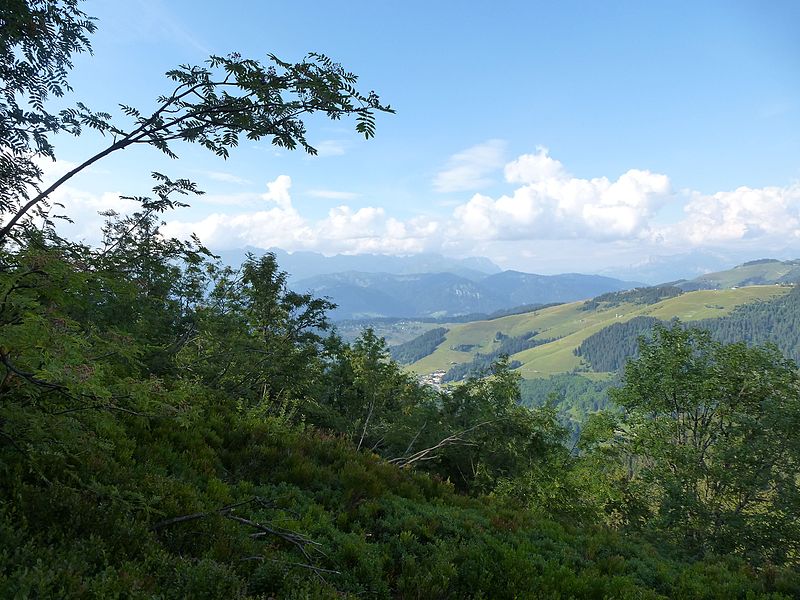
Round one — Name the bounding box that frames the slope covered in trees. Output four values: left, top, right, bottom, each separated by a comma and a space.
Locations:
388, 326, 448, 364
4, 231, 800, 597
575, 286, 800, 372
441, 330, 556, 382
697, 285, 800, 362
574, 316, 663, 372
411, 285, 786, 377
580, 285, 684, 311
3, 3, 800, 597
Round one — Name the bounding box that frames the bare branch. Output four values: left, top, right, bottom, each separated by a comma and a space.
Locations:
150, 497, 267, 530
389, 420, 495, 469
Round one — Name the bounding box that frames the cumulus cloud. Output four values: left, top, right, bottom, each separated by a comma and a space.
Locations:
162, 175, 441, 255
262, 174, 293, 209
667, 184, 800, 245
307, 189, 360, 201
449, 148, 672, 243
433, 139, 506, 193
504, 146, 567, 183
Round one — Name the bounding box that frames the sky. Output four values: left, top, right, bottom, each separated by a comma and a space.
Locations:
44, 0, 800, 274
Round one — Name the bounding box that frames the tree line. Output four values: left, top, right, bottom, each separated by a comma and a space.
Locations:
388, 326, 448, 364
576, 286, 800, 372
441, 330, 556, 382
2, 3, 799, 596
580, 285, 684, 312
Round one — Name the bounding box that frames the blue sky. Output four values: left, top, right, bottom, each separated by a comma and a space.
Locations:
47, 0, 800, 273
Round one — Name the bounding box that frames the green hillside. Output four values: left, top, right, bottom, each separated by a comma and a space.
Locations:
680, 259, 800, 290
8, 6, 800, 596
410, 285, 789, 377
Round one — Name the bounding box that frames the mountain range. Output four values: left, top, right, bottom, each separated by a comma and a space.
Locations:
214, 247, 501, 282
409, 283, 794, 380
215, 247, 800, 321
294, 270, 641, 320
396, 258, 800, 380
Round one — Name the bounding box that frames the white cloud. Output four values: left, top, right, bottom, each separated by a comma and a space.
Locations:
313, 140, 347, 157
307, 189, 360, 201
34, 156, 78, 184
433, 139, 506, 193
207, 171, 251, 185
162, 175, 441, 255
262, 174, 293, 209
504, 146, 567, 183
449, 149, 672, 243
45, 186, 140, 243
666, 184, 800, 245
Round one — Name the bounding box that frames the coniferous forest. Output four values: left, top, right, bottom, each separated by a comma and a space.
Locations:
576, 288, 800, 372
2, 3, 800, 598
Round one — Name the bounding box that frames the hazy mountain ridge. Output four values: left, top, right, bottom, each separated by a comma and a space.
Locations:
597, 249, 737, 284
215, 247, 501, 281
596, 250, 800, 284
295, 269, 640, 320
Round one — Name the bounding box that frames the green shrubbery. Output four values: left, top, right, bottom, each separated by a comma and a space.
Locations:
2, 3, 799, 595
2, 226, 799, 598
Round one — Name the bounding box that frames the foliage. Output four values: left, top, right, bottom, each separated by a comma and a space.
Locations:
442, 330, 556, 382
519, 373, 617, 441
388, 326, 448, 364
0, 0, 96, 218
418, 359, 570, 495
580, 285, 683, 312
1, 2, 799, 596
610, 323, 800, 564
574, 316, 662, 372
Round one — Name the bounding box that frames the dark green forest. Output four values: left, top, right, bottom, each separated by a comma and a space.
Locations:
577, 287, 800, 372
519, 374, 617, 441
2, 3, 800, 597
388, 327, 448, 364
575, 316, 663, 372
442, 331, 556, 382
580, 286, 684, 312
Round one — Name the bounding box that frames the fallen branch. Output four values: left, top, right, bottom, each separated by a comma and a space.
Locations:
356, 397, 375, 451
150, 497, 333, 579
389, 420, 495, 469
225, 514, 321, 562
241, 556, 340, 575
400, 421, 427, 457
51, 403, 152, 417
150, 497, 269, 530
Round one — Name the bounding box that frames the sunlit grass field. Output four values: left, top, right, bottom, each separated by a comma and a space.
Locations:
410, 285, 788, 377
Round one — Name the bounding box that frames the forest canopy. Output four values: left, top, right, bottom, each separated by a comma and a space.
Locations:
1, 2, 799, 597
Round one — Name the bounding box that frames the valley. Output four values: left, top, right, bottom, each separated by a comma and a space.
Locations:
409, 284, 789, 378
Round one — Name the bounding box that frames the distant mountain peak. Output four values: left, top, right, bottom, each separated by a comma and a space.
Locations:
213, 247, 502, 281
294, 269, 638, 320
